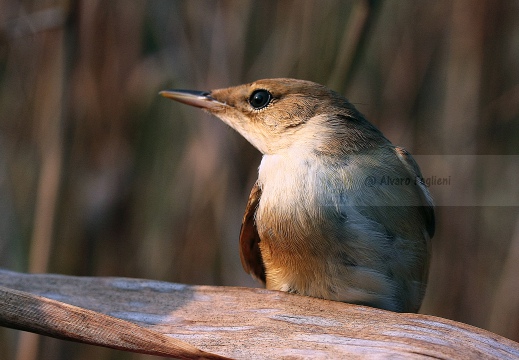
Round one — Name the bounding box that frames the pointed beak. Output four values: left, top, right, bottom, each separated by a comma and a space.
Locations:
159, 89, 226, 110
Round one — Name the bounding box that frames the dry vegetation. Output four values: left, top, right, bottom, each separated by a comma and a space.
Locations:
0, 1, 518, 359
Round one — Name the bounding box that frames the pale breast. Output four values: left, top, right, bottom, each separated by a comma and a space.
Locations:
255, 149, 431, 312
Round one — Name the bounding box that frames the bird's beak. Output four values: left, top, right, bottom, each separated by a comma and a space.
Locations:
159, 89, 226, 110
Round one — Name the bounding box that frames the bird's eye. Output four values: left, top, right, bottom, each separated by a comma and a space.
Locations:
249, 89, 272, 110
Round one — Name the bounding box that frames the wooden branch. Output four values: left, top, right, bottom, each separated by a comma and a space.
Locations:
0, 286, 227, 359
1, 269, 518, 359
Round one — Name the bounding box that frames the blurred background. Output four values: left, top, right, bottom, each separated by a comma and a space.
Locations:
1, 0, 519, 359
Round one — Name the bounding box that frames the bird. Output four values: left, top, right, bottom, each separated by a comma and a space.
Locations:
160, 78, 434, 313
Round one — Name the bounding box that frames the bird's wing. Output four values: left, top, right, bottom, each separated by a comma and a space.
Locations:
394, 146, 435, 238
239, 181, 266, 284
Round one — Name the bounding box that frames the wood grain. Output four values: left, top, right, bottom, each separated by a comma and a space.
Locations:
1, 269, 518, 359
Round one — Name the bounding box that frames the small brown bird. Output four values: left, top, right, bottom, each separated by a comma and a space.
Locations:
161, 78, 434, 313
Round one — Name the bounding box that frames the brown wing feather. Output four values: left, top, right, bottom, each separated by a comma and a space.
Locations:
395, 146, 435, 238
239, 181, 266, 284
395, 147, 435, 311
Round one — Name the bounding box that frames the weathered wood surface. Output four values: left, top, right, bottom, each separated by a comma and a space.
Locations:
0, 285, 227, 359
1, 270, 518, 359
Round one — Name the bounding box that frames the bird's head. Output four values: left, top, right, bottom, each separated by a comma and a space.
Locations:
160, 78, 386, 155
